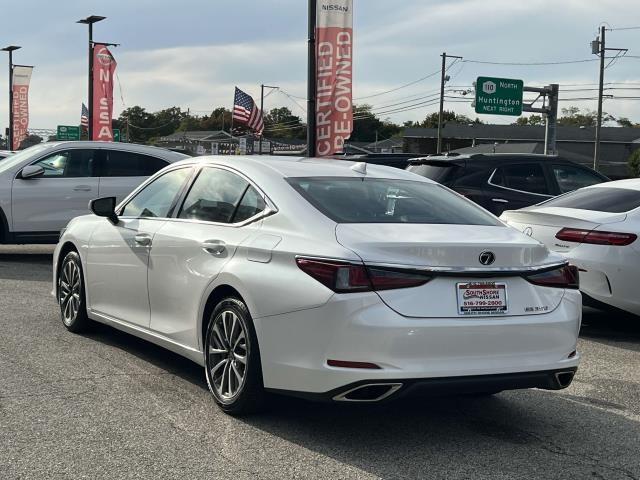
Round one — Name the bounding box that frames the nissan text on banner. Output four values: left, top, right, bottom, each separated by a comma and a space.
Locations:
12, 66, 33, 150
316, 0, 353, 156
92, 45, 117, 141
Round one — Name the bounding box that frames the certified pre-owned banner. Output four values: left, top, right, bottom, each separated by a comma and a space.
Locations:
12, 66, 33, 150
92, 45, 117, 141
316, 0, 353, 156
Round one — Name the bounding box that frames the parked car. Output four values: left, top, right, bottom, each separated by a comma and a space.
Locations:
0, 141, 188, 244
407, 154, 609, 215
501, 179, 640, 316
54, 156, 581, 415
0, 150, 15, 160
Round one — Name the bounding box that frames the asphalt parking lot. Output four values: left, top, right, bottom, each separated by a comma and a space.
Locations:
0, 246, 639, 479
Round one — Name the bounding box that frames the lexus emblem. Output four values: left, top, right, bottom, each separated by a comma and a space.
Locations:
523, 227, 533, 237
479, 251, 496, 266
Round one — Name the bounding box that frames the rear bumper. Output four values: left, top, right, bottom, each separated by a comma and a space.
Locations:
255, 289, 582, 394
267, 367, 578, 403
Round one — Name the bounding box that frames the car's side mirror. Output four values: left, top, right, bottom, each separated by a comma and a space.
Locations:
90, 197, 118, 224
20, 165, 45, 179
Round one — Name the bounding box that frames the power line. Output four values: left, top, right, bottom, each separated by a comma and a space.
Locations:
462, 58, 598, 66
352, 68, 443, 101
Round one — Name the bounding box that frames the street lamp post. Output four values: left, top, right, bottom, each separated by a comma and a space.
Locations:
260, 84, 278, 155
2, 45, 21, 150
77, 15, 106, 140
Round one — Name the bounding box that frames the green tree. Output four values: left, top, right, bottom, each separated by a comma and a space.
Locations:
350, 104, 401, 142
514, 114, 545, 126
419, 110, 481, 128
629, 149, 640, 177
18, 134, 42, 149
264, 107, 305, 139
557, 107, 613, 127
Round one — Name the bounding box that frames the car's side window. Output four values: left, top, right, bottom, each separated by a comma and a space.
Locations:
552, 164, 603, 193
121, 168, 191, 218
491, 163, 548, 195
33, 149, 97, 178
103, 150, 168, 177
233, 186, 267, 223
178, 168, 249, 224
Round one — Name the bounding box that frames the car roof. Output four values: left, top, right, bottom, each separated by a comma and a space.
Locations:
409, 153, 583, 164
172, 155, 429, 182
588, 178, 640, 191
38, 141, 188, 161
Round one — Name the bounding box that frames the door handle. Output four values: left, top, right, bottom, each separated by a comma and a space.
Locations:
491, 198, 509, 204
73, 185, 92, 192
134, 233, 152, 246
202, 240, 226, 256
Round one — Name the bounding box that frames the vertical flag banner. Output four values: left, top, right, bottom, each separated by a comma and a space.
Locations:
92, 45, 117, 141
12, 66, 33, 150
315, 0, 353, 156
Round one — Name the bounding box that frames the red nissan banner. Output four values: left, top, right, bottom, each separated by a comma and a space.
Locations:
315, 0, 353, 156
92, 44, 117, 141
12, 66, 33, 150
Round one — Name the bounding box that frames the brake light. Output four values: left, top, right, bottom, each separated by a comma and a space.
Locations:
556, 228, 637, 246
367, 267, 431, 291
524, 264, 579, 289
296, 258, 431, 293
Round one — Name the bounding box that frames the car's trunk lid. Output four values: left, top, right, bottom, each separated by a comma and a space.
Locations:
335, 223, 565, 318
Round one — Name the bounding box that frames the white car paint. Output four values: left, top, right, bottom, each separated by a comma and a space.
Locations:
0, 141, 187, 244
53, 156, 581, 403
501, 179, 640, 316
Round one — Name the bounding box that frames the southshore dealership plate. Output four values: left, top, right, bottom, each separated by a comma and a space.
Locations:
457, 282, 507, 315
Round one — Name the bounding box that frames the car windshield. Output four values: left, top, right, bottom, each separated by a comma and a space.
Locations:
539, 186, 640, 213
287, 176, 501, 225
0, 143, 53, 172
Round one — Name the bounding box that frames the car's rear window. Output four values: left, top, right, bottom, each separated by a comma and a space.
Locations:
287, 177, 501, 225
541, 187, 640, 213
406, 163, 459, 183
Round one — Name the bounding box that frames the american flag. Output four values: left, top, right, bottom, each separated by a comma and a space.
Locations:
80, 103, 89, 129
233, 87, 264, 134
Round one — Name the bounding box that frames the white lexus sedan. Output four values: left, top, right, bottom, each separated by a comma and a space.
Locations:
501, 179, 640, 317
53, 156, 581, 415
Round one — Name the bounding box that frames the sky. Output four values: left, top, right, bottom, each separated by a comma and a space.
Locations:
2, 0, 640, 135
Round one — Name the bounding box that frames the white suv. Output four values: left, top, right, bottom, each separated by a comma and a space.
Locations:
0, 141, 187, 244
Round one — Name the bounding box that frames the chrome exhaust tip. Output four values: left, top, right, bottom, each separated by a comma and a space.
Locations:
554, 371, 575, 389
333, 383, 403, 402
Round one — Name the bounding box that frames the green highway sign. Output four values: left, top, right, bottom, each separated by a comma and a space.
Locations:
113, 129, 121, 142
56, 125, 81, 141
474, 76, 523, 116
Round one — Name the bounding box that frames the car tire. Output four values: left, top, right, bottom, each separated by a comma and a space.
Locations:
204, 297, 265, 415
58, 251, 91, 333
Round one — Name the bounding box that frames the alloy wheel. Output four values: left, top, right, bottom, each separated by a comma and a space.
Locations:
208, 309, 248, 402
59, 259, 81, 326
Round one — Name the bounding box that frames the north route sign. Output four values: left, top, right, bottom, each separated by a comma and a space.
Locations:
474, 77, 523, 116
56, 125, 81, 141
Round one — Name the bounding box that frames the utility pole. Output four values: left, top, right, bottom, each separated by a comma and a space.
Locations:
592, 26, 627, 172
437, 52, 462, 154
1, 45, 21, 150
77, 15, 106, 141
259, 84, 278, 155
545, 84, 559, 155
593, 26, 606, 172
307, 0, 317, 157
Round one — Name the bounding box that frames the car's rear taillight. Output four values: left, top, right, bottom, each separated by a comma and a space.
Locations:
366, 267, 432, 291
524, 264, 579, 289
296, 258, 431, 293
556, 228, 637, 246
